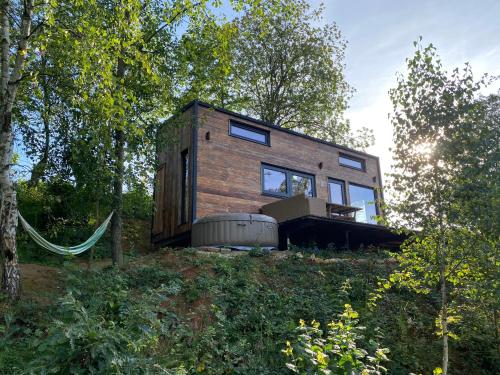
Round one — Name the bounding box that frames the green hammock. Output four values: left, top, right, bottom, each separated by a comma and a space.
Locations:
18, 211, 114, 255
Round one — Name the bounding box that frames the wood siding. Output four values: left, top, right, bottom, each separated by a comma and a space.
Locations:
152, 108, 194, 244
195, 106, 383, 219
152, 102, 384, 245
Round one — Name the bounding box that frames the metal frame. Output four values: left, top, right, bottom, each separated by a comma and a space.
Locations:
191, 102, 199, 223
338, 152, 366, 171
261, 163, 316, 198
347, 182, 379, 219
327, 178, 346, 205
229, 120, 270, 146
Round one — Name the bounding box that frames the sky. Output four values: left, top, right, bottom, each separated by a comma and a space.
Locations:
15, 1, 500, 184
307, 0, 500, 181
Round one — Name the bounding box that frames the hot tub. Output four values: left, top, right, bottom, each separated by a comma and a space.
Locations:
191, 213, 278, 249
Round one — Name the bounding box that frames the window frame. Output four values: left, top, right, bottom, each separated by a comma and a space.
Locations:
339, 153, 366, 171
229, 120, 270, 146
347, 182, 379, 223
261, 163, 316, 198
327, 178, 346, 205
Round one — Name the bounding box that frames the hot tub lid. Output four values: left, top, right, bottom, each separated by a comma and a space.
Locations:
193, 213, 277, 224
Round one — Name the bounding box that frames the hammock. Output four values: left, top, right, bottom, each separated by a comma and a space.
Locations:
18, 211, 114, 255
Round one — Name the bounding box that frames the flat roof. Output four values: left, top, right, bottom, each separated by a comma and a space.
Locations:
180, 100, 380, 160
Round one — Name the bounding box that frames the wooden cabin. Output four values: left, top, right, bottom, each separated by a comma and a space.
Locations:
152, 101, 403, 249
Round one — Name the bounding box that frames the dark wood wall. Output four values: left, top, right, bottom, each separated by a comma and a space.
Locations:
152, 103, 384, 245
152, 108, 194, 245
195, 106, 383, 219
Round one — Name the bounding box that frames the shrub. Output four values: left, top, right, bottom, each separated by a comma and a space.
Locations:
283, 304, 389, 374
25, 267, 182, 374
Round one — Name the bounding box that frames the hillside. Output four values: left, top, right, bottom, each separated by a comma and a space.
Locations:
1, 248, 498, 374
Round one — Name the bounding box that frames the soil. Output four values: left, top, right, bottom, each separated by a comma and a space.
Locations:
18, 263, 65, 303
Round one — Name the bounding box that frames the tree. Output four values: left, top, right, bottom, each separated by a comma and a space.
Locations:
448, 92, 499, 357
0, 0, 36, 299
36, 0, 199, 266
229, 0, 372, 148
387, 41, 494, 374
174, 18, 239, 108
15, 53, 75, 185
27, 0, 273, 267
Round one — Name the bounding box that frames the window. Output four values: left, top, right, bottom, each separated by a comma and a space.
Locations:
262, 167, 287, 196
328, 179, 345, 205
180, 149, 189, 224
229, 121, 270, 145
339, 153, 365, 171
348, 184, 377, 224
262, 164, 315, 198
291, 173, 314, 197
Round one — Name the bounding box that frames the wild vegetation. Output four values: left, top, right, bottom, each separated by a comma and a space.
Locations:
0, 0, 497, 373
1, 248, 498, 374
384, 41, 499, 374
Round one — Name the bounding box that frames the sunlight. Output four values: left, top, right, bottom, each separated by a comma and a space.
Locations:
413, 141, 435, 159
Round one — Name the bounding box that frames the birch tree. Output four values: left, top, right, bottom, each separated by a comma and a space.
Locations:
387, 41, 493, 375
0, 0, 35, 300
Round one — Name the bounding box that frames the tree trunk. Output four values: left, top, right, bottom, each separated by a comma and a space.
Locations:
0, 0, 34, 300
440, 265, 449, 375
29, 58, 51, 186
88, 198, 100, 271
0, 115, 20, 300
111, 128, 124, 266
29, 109, 50, 186
494, 308, 500, 356
111, 57, 126, 266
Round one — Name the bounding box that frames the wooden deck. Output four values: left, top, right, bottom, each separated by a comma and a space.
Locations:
278, 215, 407, 250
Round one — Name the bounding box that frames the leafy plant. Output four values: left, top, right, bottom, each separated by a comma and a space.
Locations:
24, 267, 182, 374
283, 304, 389, 374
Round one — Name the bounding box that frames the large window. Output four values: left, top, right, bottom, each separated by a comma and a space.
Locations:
229, 121, 270, 145
262, 167, 287, 196
262, 164, 315, 198
328, 179, 345, 205
339, 153, 365, 171
348, 184, 377, 224
180, 149, 189, 224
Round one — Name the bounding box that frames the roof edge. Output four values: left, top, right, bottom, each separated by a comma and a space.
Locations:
178, 100, 380, 160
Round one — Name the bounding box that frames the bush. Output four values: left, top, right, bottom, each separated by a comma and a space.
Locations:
283, 304, 389, 374
1, 266, 184, 374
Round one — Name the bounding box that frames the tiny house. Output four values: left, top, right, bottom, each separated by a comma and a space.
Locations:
152, 101, 403, 249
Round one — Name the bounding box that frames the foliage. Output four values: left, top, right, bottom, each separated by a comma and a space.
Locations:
122, 185, 153, 220
1, 266, 184, 374
385, 40, 498, 374
232, 1, 351, 138
15, 179, 152, 264
283, 305, 389, 374
180, 0, 373, 149
0, 250, 498, 374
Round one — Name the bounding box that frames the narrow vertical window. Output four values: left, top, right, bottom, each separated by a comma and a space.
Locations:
180, 149, 189, 224
328, 179, 345, 205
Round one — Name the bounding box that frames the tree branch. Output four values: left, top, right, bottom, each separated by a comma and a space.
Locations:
143, 2, 202, 44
